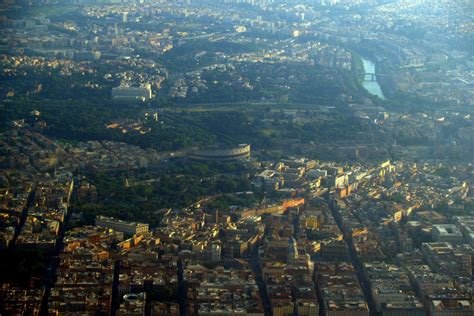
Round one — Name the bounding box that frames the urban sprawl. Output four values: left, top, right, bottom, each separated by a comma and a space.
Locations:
1, 0, 473, 316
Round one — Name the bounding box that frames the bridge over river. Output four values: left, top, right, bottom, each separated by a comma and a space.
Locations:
361, 58, 386, 99
363, 72, 389, 81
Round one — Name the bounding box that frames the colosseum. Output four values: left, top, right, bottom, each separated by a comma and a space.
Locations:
187, 144, 251, 162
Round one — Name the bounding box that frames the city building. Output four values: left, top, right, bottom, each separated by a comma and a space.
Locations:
432, 224, 464, 244
117, 293, 146, 316
454, 216, 474, 246
96, 215, 149, 235
111, 85, 152, 102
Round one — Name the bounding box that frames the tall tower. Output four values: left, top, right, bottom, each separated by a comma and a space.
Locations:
214, 209, 219, 224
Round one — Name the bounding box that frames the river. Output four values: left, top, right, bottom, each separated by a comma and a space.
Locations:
361, 58, 386, 99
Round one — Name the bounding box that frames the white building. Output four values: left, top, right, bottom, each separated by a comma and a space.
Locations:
95, 215, 148, 235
